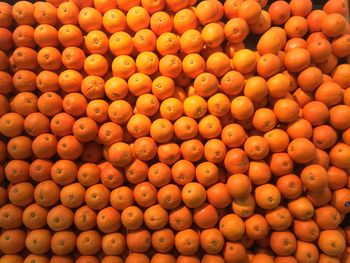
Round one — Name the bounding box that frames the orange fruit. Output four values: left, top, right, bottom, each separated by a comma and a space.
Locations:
321, 13, 347, 37
126, 6, 150, 32
225, 17, 249, 43
78, 7, 103, 32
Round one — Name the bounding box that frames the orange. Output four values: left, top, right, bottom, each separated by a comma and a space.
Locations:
244, 135, 269, 160
14, 25, 36, 48
166, 0, 189, 12
126, 6, 150, 32
198, 115, 222, 139
50, 112, 75, 137
318, 230, 346, 256
329, 143, 350, 169
297, 66, 323, 91
193, 72, 219, 97
102, 233, 125, 256
28, 159, 52, 183
23, 112, 48, 137
250, 10, 272, 34
173, 8, 198, 35
86, 99, 109, 123
125, 253, 150, 263
136, 51, 159, 75
109, 31, 134, 56
307, 38, 332, 63
254, 183, 281, 209
159, 97, 183, 121
329, 105, 350, 130
12, 47, 38, 70
321, 13, 347, 37
150, 76, 175, 100
207, 93, 230, 117
220, 70, 245, 96
257, 29, 282, 55
78, 7, 103, 32
62, 92, 88, 117
257, 53, 281, 78
201, 23, 225, 48
175, 229, 200, 256
57, 2, 79, 25
182, 53, 206, 79
268, 0, 291, 25
231, 96, 254, 120
85, 30, 109, 54
156, 32, 180, 56
140, 0, 164, 14
108, 142, 133, 167
180, 29, 204, 54
104, 77, 128, 100
108, 99, 133, 124
112, 55, 136, 79
273, 98, 300, 123
133, 181, 157, 208
200, 229, 225, 255
94, 0, 117, 13
0, 112, 24, 138
245, 214, 269, 240
287, 137, 316, 164
47, 205, 74, 231
285, 37, 306, 52
284, 16, 308, 38
307, 10, 327, 33
284, 47, 311, 72
195, 0, 220, 25
238, 0, 261, 24
252, 108, 276, 132
159, 54, 182, 78
57, 70, 81, 93
269, 152, 294, 176
117, 0, 140, 11
51, 231, 76, 256
265, 206, 293, 231
12, 1, 35, 25
270, 231, 297, 256
232, 49, 256, 73
149, 118, 174, 143
37, 92, 63, 117
206, 52, 231, 77
126, 113, 151, 138
181, 139, 204, 161
102, 9, 126, 33
0, 72, 13, 95
244, 77, 268, 102
33, 2, 58, 25
224, 148, 249, 174
225, 18, 249, 43
76, 230, 102, 255
81, 76, 105, 100
84, 54, 109, 76
0, 28, 13, 51
315, 81, 343, 107
332, 35, 350, 58
0, 229, 26, 254
58, 24, 84, 47
57, 135, 84, 160
0, 2, 13, 28
150, 11, 173, 36
133, 29, 156, 52
61, 47, 86, 70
